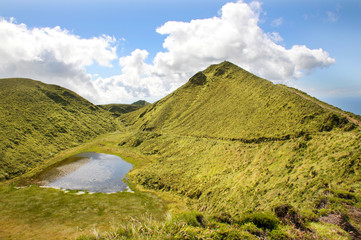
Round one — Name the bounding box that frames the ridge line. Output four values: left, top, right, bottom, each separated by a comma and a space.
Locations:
281, 86, 361, 128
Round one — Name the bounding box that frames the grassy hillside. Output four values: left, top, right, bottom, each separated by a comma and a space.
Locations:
109, 62, 361, 239
2, 62, 361, 239
0, 78, 116, 180
123, 61, 354, 141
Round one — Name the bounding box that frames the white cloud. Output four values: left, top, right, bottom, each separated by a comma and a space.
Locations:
95, 0, 335, 104
149, 0, 335, 83
267, 32, 283, 43
326, 11, 339, 23
271, 17, 283, 27
0, 0, 336, 104
0, 17, 117, 102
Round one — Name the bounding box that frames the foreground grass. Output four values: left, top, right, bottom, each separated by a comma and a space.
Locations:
0, 185, 166, 240
122, 129, 361, 214
0, 132, 169, 240
79, 209, 351, 240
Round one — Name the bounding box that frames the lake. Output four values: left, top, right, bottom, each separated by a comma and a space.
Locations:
37, 152, 133, 193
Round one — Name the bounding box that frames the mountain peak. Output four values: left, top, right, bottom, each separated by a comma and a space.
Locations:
125, 61, 354, 140
188, 61, 248, 87
204, 61, 246, 77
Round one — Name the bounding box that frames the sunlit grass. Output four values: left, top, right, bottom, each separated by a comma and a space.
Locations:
0, 184, 167, 239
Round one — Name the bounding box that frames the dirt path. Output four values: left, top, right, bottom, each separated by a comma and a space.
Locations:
285, 86, 361, 128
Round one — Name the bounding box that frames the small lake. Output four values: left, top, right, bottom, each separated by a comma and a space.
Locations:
38, 152, 133, 193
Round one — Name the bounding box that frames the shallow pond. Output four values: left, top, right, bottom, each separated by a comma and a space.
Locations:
38, 152, 133, 193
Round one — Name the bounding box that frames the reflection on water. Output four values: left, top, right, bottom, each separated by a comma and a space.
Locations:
39, 152, 133, 193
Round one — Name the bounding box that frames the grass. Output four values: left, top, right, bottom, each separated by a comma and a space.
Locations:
0, 133, 170, 240
0, 78, 117, 180
0, 185, 167, 240
122, 61, 354, 141
117, 129, 361, 215
1, 62, 361, 239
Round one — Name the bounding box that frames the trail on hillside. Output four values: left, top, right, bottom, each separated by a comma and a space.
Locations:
284, 86, 361, 128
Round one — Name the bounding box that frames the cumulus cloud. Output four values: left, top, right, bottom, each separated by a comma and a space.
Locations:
326, 11, 339, 23
0, 0, 336, 104
0, 17, 117, 101
150, 0, 335, 83
96, 0, 335, 103
271, 17, 283, 27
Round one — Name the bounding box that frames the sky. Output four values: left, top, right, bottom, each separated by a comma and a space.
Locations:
0, 0, 361, 114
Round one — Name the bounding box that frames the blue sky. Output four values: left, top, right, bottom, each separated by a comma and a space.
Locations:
0, 0, 360, 114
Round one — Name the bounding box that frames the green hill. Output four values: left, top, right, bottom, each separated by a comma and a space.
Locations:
98, 103, 143, 117
0, 78, 116, 180
123, 61, 354, 139
112, 61, 361, 239
98, 100, 150, 117
2, 63, 361, 239
132, 100, 151, 106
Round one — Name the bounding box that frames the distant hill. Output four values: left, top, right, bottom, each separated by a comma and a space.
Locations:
132, 100, 150, 106
98, 100, 150, 117
0, 78, 116, 180
99, 104, 143, 117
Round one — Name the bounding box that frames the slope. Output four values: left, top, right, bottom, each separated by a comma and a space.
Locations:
123, 61, 354, 141
0, 78, 116, 180
114, 62, 361, 238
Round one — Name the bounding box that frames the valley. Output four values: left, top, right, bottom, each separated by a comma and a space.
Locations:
1, 62, 361, 239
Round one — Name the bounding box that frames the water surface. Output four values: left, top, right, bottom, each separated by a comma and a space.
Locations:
39, 152, 133, 193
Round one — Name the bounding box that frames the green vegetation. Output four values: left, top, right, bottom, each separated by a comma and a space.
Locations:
132, 100, 151, 106
113, 61, 361, 239
122, 61, 354, 140
98, 100, 150, 117
0, 78, 117, 180
0, 138, 168, 240
1, 62, 361, 239
0, 185, 166, 240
